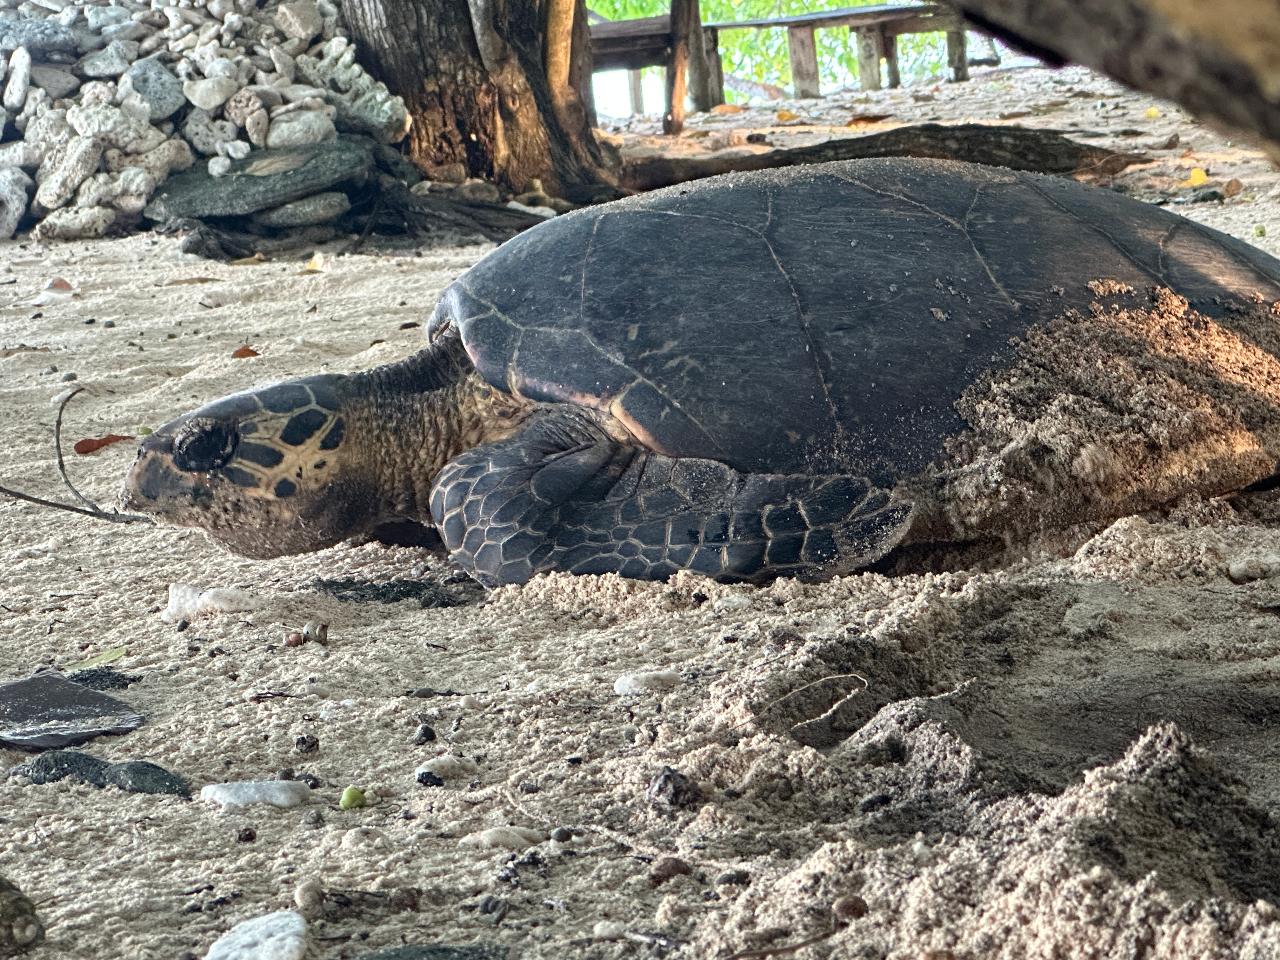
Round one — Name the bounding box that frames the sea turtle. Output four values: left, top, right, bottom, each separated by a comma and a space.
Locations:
121, 158, 1280, 585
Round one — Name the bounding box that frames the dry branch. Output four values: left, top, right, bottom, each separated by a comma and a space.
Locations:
620, 123, 1147, 192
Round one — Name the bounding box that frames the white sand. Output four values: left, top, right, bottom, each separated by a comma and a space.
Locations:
3, 66, 1280, 959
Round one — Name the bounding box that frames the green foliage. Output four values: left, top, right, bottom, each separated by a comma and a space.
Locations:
590, 0, 949, 99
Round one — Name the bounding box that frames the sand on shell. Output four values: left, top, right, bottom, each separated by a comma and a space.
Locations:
3, 65, 1280, 960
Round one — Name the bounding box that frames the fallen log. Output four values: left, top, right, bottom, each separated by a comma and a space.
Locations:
620, 122, 1147, 192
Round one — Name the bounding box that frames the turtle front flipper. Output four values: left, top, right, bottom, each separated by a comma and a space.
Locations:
429, 411, 913, 586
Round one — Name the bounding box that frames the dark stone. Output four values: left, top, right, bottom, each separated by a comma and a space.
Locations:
716, 870, 751, 886
412, 723, 436, 745
64, 667, 140, 690
144, 138, 374, 220
0, 673, 144, 749
646, 766, 703, 809
294, 734, 320, 753
17, 750, 109, 787
416, 770, 444, 787
355, 945, 510, 960
104, 760, 190, 798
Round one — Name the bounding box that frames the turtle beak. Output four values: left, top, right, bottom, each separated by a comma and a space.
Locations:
118, 434, 201, 516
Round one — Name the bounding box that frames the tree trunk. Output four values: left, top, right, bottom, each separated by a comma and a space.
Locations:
953, 0, 1280, 157
342, 0, 612, 196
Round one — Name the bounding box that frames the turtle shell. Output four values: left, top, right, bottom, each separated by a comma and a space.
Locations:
429, 158, 1280, 482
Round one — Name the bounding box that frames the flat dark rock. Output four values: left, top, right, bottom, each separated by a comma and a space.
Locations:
355, 946, 511, 960
0, 673, 144, 750
144, 138, 373, 220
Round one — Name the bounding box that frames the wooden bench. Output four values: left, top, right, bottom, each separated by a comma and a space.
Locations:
705, 4, 967, 99
588, 1, 721, 135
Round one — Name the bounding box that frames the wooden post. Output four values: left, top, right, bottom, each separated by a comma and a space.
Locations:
628, 69, 644, 114
664, 0, 692, 134
685, 0, 717, 112
703, 25, 725, 107
854, 26, 883, 91
786, 24, 820, 97
946, 29, 969, 82
881, 25, 900, 88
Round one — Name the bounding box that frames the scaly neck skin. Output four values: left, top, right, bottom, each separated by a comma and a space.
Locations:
344, 333, 528, 524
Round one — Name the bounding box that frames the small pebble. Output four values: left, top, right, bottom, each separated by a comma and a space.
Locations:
411, 722, 436, 744
102, 320, 115, 328
294, 734, 319, 753
716, 869, 751, 886
59, 371, 77, 381
415, 770, 444, 787
646, 766, 703, 808
284, 631, 306, 647
302, 621, 328, 643
549, 826, 573, 843
649, 856, 692, 886
832, 894, 868, 922
416, 754, 478, 782
293, 879, 323, 913
236, 826, 257, 843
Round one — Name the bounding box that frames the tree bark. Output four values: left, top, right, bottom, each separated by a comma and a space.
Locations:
620, 123, 1147, 192
953, 0, 1280, 156
342, 0, 612, 196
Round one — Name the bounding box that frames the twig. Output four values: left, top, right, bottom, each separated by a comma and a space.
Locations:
725, 923, 840, 960
0, 388, 155, 525
0, 482, 153, 525
53, 387, 101, 512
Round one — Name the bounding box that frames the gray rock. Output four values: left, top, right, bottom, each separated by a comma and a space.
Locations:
0, 165, 31, 238
84, 5, 130, 32
183, 75, 237, 110
15, 749, 110, 786
75, 166, 157, 213
354, 947, 510, 960
0, 671, 142, 749
34, 135, 102, 211
296, 37, 408, 143
145, 137, 372, 219
274, 0, 321, 42
207, 155, 230, 176
78, 38, 137, 78
223, 86, 263, 127
2, 45, 30, 111
264, 108, 334, 149
182, 107, 236, 155
120, 57, 183, 119
0, 877, 42, 956
222, 138, 250, 160
28, 63, 77, 98
0, 15, 77, 54
251, 189, 348, 227
101, 20, 152, 44
104, 760, 190, 797
205, 911, 307, 960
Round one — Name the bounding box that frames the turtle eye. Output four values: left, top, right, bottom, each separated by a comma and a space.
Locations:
172, 420, 238, 473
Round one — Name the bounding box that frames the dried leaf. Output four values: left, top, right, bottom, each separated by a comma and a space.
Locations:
302, 252, 328, 274
775, 109, 800, 122
229, 253, 267, 266
1256, 225, 1268, 238
846, 112, 893, 125
231, 345, 260, 358
74, 434, 134, 455
162, 277, 219, 286
1184, 167, 1209, 187
66, 645, 127, 671
1144, 106, 1162, 119
1223, 178, 1243, 198
711, 103, 745, 114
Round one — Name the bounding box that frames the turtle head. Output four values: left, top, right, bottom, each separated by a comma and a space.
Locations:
120, 374, 378, 558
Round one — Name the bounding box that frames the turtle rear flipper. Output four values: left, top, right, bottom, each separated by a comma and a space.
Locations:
430, 411, 913, 586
